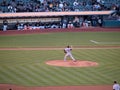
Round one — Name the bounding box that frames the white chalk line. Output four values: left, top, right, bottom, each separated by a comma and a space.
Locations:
90, 40, 120, 45
90, 40, 99, 44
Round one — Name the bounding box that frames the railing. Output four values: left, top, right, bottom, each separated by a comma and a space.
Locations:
0, 11, 114, 18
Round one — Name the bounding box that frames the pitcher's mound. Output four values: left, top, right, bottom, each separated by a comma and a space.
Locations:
46, 60, 98, 67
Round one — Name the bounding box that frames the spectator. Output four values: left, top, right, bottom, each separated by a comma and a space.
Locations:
83, 19, 89, 27
67, 21, 74, 28
73, 16, 80, 27
33, 22, 40, 30
73, 21, 80, 28
0, 0, 8, 12
17, 23, 24, 30
73, 0, 79, 7
0, 8, 3, 13
51, 22, 59, 28
62, 17, 68, 28
9, 0, 17, 8
39, 22, 45, 29
15, 21, 19, 30
31, 24, 37, 30
17, 1, 25, 12
79, 16, 84, 27
59, 1, 64, 11
2, 19, 8, 31
85, 3, 92, 11
97, 16, 103, 27
8, 4, 13, 12
23, 23, 31, 30
39, 0, 44, 4
93, 2, 101, 11
97, 0, 105, 5
7, 4, 16, 13
118, 16, 120, 21
91, 15, 97, 26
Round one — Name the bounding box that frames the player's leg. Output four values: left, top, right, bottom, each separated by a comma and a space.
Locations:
69, 53, 76, 61
64, 53, 68, 61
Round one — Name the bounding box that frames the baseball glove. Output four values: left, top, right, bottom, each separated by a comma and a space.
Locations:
64, 50, 67, 53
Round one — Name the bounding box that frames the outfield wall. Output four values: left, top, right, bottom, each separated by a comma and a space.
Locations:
103, 20, 120, 27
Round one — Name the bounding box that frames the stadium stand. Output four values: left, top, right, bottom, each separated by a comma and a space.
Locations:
0, 0, 120, 13
0, 0, 120, 30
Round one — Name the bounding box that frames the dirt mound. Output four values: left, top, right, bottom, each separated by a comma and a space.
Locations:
46, 60, 98, 67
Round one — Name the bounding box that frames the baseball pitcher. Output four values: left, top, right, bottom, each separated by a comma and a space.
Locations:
64, 45, 76, 62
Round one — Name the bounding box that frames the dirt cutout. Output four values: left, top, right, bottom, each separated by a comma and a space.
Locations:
46, 60, 98, 67
0, 84, 112, 90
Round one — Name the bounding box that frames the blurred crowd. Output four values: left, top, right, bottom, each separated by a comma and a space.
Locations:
0, 0, 120, 13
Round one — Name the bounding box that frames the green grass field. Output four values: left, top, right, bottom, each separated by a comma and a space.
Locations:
0, 32, 120, 86
0, 32, 120, 47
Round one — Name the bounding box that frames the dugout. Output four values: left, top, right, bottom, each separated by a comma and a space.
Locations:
0, 11, 115, 30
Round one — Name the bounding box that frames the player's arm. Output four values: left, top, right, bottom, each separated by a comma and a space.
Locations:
113, 86, 115, 90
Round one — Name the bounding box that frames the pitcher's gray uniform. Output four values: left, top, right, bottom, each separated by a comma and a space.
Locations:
64, 46, 76, 61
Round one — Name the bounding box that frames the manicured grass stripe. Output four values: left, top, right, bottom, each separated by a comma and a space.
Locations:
74, 51, 89, 60
47, 67, 75, 85
73, 50, 118, 84
108, 69, 120, 76
27, 66, 58, 86
8, 66, 36, 85
5, 65, 40, 86
24, 65, 64, 86
30, 64, 67, 86
39, 67, 69, 85
70, 69, 94, 85
0, 71, 15, 83
36, 65, 82, 86
50, 67, 81, 85
105, 50, 120, 60
0, 66, 26, 84
0, 49, 120, 86
41, 67, 68, 86
16, 65, 42, 86
74, 69, 104, 85
70, 69, 91, 84
100, 50, 120, 65
80, 50, 97, 60
93, 69, 119, 83
56, 68, 82, 84
0, 32, 120, 47
54, 67, 81, 85
38, 67, 62, 85
37, 66, 75, 85
8, 66, 37, 85
87, 68, 111, 84
0, 67, 14, 83
62, 68, 98, 85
